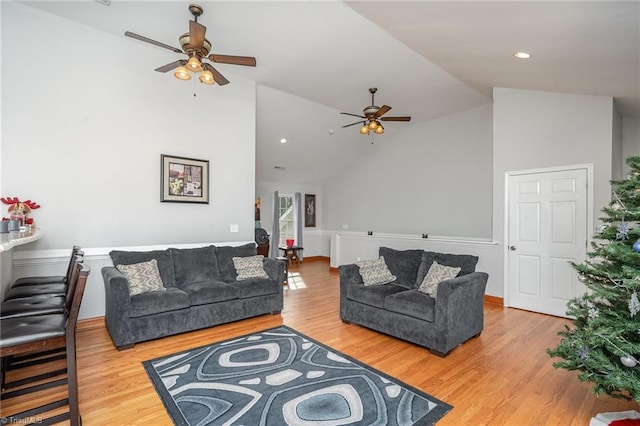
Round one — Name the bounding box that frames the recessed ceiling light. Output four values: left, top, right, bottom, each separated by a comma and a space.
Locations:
280, 138, 287, 144
513, 51, 531, 59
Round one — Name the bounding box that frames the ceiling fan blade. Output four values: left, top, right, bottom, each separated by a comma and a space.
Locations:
381, 116, 412, 122
203, 63, 230, 86
155, 60, 186, 73
208, 54, 256, 67
374, 105, 392, 118
125, 31, 183, 54
342, 121, 366, 128
340, 112, 366, 119
189, 20, 206, 50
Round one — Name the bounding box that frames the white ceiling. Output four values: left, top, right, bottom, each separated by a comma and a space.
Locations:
17, 1, 640, 184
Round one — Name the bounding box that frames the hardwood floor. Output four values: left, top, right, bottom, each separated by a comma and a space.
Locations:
3, 258, 638, 425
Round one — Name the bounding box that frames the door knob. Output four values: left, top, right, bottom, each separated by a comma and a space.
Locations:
509, 245, 517, 251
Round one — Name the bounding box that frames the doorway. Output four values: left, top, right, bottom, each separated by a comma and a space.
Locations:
505, 165, 592, 317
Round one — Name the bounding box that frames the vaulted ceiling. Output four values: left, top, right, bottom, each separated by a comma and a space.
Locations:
17, 1, 640, 184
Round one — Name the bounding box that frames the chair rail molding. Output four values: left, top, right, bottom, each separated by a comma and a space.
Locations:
11, 240, 254, 320
332, 231, 503, 298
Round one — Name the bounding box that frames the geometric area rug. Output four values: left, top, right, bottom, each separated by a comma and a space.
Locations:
143, 325, 453, 425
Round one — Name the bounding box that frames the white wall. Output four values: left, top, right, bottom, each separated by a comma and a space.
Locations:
2, 2, 257, 251
1, 3, 258, 317
612, 106, 623, 180
493, 87, 615, 297
322, 104, 494, 238
623, 117, 640, 176
333, 232, 501, 293
12, 241, 253, 320
3, 3, 637, 310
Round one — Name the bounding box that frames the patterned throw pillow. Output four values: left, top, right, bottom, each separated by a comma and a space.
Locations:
417, 261, 461, 298
355, 257, 396, 286
116, 259, 166, 296
233, 255, 269, 281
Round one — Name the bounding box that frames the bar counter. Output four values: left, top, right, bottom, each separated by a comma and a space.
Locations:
0, 228, 43, 298
0, 228, 43, 253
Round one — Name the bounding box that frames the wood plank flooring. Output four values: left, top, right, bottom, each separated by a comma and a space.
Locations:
2, 258, 638, 425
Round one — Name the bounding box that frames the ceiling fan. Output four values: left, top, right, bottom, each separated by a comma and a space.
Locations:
124, 3, 256, 87
341, 88, 411, 135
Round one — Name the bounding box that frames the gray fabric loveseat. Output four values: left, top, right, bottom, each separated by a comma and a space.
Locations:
102, 243, 285, 350
340, 247, 488, 356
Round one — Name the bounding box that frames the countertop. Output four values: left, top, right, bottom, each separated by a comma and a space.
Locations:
0, 228, 43, 253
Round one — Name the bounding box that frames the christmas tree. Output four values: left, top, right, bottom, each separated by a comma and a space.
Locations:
548, 156, 640, 404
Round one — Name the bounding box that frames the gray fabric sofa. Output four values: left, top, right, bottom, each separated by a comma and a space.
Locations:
340, 247, 488, 356
102, 243, 285, 350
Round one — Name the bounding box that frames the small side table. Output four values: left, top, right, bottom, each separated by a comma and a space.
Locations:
279, 246, 303, 267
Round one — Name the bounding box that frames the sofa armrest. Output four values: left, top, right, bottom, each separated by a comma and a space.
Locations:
339, 264, 363, 296
263, 257, 286, 286
434, 271, 489, 344
339, 264, 363, 318
339, 264, 363, 286
102, 266, 134, 348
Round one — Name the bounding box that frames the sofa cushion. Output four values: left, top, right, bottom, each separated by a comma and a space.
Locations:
116, 259, 166, 296
379, 247, 424, 289
234, 278, 281, 299
129, 287, 190, 318
181, 281, 239, 306
110, 249, 176, 287
215, 243, 257, 282
355, 257, 396, 286
346, 283, 406, 308
415, 251, 479, 287
417, 261, 461, 297
233, 255, 269, 281
384, 290, 436, 322
170, 246, 220, 288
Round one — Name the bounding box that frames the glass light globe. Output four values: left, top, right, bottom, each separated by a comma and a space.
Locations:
173, 66, 191, 80
186, 56, 203, 72
374, 124, 384, 134
199, 70, 215, 85
368, 120, 378, 130
360, 125, 369, 135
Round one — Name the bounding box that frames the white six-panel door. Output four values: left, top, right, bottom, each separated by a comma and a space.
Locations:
506, 167, 589, 317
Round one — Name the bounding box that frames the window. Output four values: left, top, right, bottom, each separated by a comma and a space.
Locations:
278, 194, 294, 246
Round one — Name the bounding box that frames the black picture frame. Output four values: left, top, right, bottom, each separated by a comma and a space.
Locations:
161, 154, 209, 204
305, 194, 316, 227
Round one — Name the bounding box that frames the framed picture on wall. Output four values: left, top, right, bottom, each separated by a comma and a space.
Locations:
161, 154, 209, 204
305, 194, 316, 227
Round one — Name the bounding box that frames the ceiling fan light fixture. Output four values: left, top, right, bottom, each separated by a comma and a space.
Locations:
173, 66, 191, 80
186, 56, 203, 72
341, 88, 411, 136
125, 4, 256, 90
199, 69, 215, 85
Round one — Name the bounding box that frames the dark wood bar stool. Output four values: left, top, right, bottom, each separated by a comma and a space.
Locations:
0, 264, 91, 426
11, 246, 81, 287
3, 251, 83, 301
1, 255, 83, 320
